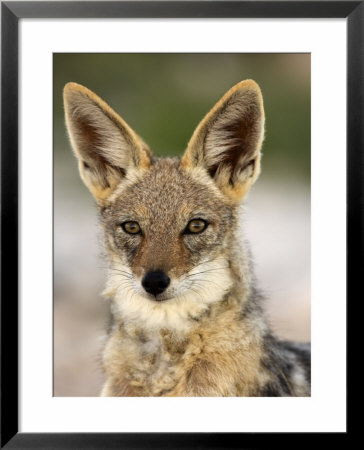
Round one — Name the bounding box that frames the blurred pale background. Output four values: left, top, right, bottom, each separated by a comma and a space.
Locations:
54, 54, 310, 396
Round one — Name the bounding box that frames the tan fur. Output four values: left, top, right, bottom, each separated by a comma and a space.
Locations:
181, 80, 264, 202
101, 287, 270, 397
64, 80, 310, 397
63, 82, 152, 202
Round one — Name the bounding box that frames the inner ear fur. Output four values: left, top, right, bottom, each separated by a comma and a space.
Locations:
63, 82, 152, 202
181, 80, 265, 202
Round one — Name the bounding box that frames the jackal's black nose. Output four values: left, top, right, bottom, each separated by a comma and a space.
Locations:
142, 271, 170, 296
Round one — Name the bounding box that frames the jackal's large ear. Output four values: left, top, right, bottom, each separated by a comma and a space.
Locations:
63, 82, 152, 202
181, 80, 264, 202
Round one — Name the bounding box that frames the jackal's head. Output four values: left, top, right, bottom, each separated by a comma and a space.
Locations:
64, 80, 264, 330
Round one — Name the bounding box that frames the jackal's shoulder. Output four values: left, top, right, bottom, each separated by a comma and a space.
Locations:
259, 335, 311, 396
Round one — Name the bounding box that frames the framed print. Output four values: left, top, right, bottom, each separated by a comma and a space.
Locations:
1, 1, 360, 448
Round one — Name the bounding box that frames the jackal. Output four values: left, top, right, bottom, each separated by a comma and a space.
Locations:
63, 80, 310, 396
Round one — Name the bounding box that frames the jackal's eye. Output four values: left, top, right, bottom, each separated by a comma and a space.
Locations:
185, 219, 208, 234
121, 221, 141, 235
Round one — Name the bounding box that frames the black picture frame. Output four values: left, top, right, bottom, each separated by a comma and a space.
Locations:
1, 1, 359, 448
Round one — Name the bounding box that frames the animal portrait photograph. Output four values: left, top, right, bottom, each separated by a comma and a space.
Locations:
54, 53, 310, 398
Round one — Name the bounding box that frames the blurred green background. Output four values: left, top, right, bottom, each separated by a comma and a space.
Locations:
53, 54, 310, 396
54, 53, 310, 183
